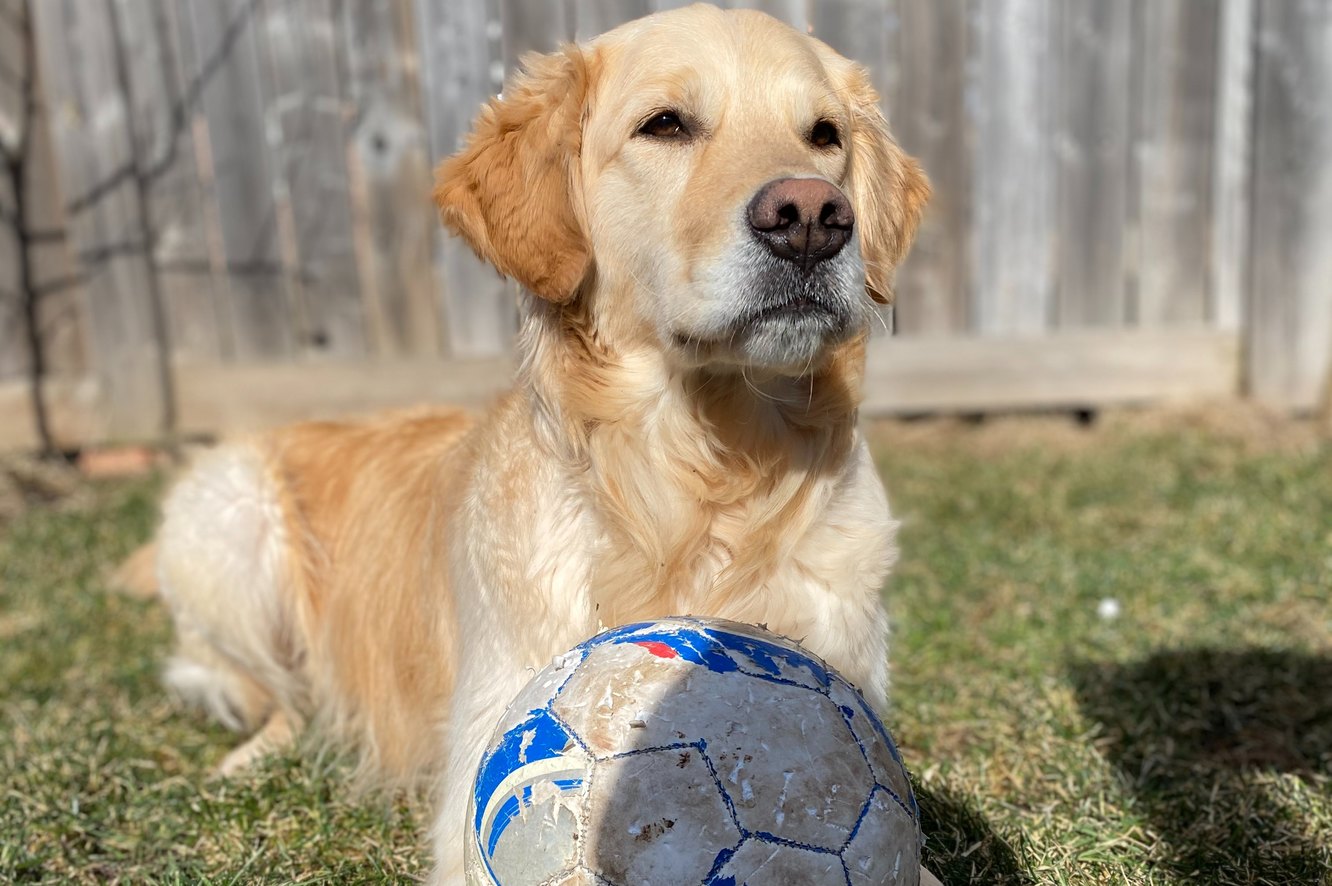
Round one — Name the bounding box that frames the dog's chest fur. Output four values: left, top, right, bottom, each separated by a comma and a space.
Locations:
500, 385, 897, 699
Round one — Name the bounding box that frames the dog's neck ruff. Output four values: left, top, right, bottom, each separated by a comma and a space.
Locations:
515, 296, 867, 622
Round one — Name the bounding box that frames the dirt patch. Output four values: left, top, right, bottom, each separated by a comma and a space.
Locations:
0, 455, 91, 525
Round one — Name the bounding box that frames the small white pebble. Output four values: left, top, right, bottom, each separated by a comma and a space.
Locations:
628, 711, 648, 728
1097, 597, 1121, 621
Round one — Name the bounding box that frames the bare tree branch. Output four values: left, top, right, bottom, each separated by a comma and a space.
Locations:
65, 0, 264, 215
0, 57, 21, 91
76, 239, 147, 265
62, 165, 135, 215
7, 0, 54, 455
106, 0, 177, 444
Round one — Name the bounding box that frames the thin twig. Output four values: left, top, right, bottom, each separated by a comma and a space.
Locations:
9, 0, 54, 455
106, 0, 177, 446
64, 0, 264, 215
76, 239, 147, 265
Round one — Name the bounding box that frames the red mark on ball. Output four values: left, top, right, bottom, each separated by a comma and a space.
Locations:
634, 641, 679, 659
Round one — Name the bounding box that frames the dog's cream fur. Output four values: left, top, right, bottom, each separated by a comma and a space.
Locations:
147, 5, 929, 882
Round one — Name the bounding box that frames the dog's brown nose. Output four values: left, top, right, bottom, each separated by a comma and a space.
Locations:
747, 178, 854, 270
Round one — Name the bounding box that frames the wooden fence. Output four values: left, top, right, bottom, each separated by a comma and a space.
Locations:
1, 0, 1330, 450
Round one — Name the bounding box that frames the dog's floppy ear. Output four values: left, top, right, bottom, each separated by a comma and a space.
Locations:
842, 65, 930, 305
434, 48, 591, 303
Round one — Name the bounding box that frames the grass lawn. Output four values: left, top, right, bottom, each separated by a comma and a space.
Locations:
2, 410, 1329, 884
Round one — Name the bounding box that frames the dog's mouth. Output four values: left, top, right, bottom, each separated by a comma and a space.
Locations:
672, 294, 845, 348
667, 242, 868, 372
672, 288, 860, 373
739, 293, 843, 328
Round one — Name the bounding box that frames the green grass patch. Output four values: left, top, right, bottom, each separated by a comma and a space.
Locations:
881, 418, 1332, 885
2, 416, 1329, 884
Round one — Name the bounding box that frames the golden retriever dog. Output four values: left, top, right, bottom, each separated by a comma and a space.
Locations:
145, 4, 929, 882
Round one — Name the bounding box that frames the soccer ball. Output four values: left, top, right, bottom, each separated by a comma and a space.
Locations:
466, 617, 921, 885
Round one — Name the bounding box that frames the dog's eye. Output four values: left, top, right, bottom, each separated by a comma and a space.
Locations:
809, 120, 841, 149
638, 111, 689, 140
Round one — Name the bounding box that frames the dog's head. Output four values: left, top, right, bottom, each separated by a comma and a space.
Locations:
436, 4, 928, 376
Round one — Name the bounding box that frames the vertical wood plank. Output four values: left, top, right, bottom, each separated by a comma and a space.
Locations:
971, 0, 1056, 336
1053, 0, 1131, 328
810, 0, 894, 93
34, 0, 163, 437
340, 0, 440, 358
501, 0, 573, 73
572, 0, 650, 42
1210, 0, 1254, 333
252, 0, 366, 359
169, 0, 241, 362
417, 0, 513, 357
181, 0, 294, 360
1133, 0, 1220, 327
1248, 0, 1332, 411
117, 0, 225, 365
23, 96, 89, 379
889, 0, 972, 336
730, 0, 808, 30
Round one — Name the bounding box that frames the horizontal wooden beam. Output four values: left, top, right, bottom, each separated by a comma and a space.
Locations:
0, 376, 106, 451
0, 328, 1244, 451
174, 356, 514, 436
862, 328, 1241, 414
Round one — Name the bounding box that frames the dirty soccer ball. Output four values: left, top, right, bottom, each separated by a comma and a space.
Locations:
465, 617, 921, 885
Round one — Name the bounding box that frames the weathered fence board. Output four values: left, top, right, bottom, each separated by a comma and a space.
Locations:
253, 0, 366, 359
501, 0, 572, 70
182, 0, 296, 360
972, 0, 1056, 336
862, 329, 1240, 414
1249, 0, 1332, 411
889, 0, 972, 336
416, 0, 513, 357
3, 0, 1329, 449
574, 0, 650, 40
1209, 0, 1254, 333
34, 0, 166, 438
128, 0, 226, 366
1133, 0, 1220, 327
810, 0, 894, 99
0, 6, 88, 383
150, 328, 1242, 445
729, 0, 807, 28
1054, 0, 1131, 328
341, 0, 441, 358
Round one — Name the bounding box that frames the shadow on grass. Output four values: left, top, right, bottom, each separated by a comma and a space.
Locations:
917, 781, 1033, 885
1071, 648, 1332, 884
